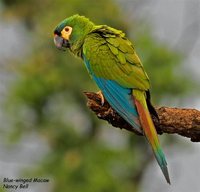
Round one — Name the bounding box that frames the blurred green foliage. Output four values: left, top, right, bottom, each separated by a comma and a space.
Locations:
135, 32, 192, 102
1, 0, 194, 191
0, 185, 5, 192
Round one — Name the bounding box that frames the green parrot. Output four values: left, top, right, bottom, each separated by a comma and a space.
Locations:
53, 14, 170, 184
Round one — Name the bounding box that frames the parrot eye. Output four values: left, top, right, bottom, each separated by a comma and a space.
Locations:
64, 26, 72, 34
65, 27, 70, 32
61, 26, 72, 40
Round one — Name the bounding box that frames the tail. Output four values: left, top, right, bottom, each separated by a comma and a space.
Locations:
133, 90, 170, 184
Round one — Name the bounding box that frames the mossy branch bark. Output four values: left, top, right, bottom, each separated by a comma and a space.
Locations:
84, 92, 200, 142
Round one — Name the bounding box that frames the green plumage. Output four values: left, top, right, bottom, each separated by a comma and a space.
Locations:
83, 26, 149, 90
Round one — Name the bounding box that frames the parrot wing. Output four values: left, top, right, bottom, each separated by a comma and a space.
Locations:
83, 26, 150, 91
82, 27, 148, 133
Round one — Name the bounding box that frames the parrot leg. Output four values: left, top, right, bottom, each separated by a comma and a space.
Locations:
96, 91, 105, 106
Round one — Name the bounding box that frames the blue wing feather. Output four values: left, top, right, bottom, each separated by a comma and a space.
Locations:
83, 55, 142, 133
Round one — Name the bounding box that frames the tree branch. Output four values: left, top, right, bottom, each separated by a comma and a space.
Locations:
84, 92, 200, 142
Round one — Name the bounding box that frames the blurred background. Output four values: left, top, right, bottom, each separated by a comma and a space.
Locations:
0, 0, 200, 191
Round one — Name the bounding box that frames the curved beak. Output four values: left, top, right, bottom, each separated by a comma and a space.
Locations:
54, 34, 70, 50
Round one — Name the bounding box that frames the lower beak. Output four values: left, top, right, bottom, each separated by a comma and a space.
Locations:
54, 35, 70, 50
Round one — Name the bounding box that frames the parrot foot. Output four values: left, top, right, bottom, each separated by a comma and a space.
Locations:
96, 91, 105, 106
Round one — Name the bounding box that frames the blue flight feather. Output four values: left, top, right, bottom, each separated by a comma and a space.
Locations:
83, 55, 142, 133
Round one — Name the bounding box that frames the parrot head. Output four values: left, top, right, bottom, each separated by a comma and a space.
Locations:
53, 14, 94, 52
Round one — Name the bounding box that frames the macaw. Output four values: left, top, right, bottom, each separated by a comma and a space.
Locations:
53, 14, 170, 184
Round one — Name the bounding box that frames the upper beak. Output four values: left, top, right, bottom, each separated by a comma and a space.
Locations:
54, 34, 70, 50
